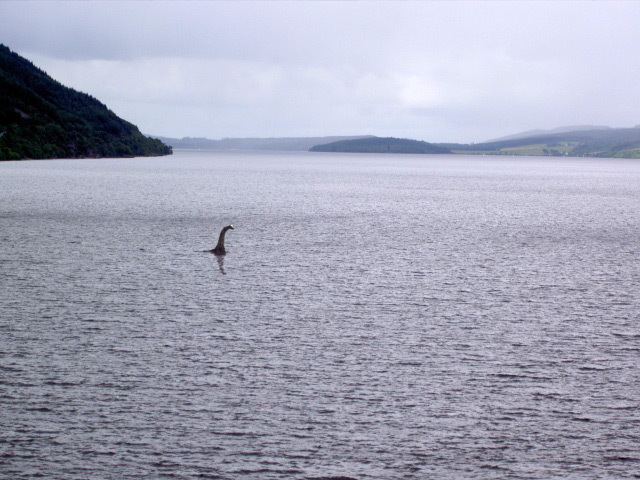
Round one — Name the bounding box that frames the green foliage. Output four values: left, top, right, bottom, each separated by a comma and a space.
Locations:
0, 44, 172, 160
612, 146, 640, 159
310, 137, 451, 154
439, 128, 640, 158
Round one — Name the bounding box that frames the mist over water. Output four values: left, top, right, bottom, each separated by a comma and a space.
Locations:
1, 151, 639, 479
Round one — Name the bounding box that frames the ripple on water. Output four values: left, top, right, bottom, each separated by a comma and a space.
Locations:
1, 152, 639, 479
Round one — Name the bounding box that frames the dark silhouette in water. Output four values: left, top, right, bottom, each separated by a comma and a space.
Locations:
209, 224, 234, 255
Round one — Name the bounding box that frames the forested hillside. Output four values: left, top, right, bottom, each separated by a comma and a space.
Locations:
310, 137, 451, 154
438, 127, 640, 158
0, 44, 171, 160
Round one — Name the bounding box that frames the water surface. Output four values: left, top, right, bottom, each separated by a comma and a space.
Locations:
1, 151, 639, 479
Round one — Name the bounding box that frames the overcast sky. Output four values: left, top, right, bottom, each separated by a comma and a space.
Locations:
2, 1, 639, 142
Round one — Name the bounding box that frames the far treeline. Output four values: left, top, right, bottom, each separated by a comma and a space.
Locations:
310, 137, 451, 154
310, 127, 640, 158
153, 135, 373, 152
0, 44, 171, 160
440, 126, 640, 159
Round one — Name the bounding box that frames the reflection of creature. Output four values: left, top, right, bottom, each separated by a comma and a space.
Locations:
216, 254, 226, 275
209, 225, 234, 255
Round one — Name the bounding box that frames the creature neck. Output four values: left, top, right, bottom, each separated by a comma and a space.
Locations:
215, 227, 231, 251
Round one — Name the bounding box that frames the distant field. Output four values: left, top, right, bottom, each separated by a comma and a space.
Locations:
614, 147, 640, 159
453, 142, 584, 157
500, 143, 579, 155
498, 144, 550, 155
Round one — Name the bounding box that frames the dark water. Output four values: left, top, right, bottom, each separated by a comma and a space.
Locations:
1, 151, 639, 479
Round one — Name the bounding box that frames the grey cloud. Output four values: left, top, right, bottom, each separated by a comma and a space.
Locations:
1, 1, 639, 142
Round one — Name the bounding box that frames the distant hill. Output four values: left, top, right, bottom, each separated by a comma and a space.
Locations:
152, 135, 373, 151
156, 127, 640, 159
0, 44, 171, 160
438, 126, 640, 159
486, 125, 611, 142
310, 137, 451, 154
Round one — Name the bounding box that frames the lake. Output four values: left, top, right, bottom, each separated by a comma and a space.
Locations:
1, 150, 639, 479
